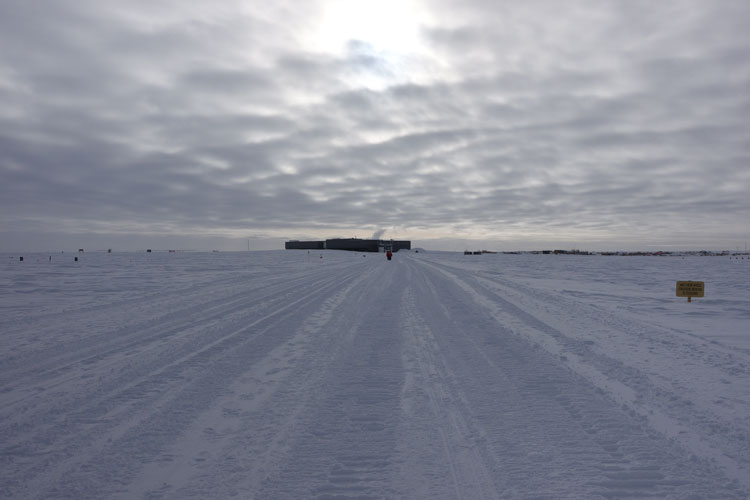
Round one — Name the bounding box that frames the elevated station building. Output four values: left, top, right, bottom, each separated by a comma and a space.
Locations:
285, 238, 411, 253
285, 240, 325, 250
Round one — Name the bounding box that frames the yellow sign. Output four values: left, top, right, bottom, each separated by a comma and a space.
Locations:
676, 281, 704, 298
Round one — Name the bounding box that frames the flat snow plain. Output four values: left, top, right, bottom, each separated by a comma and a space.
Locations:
1, 250, 749, 499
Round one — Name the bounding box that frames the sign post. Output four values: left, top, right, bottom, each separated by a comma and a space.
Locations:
676, 281, 704, 303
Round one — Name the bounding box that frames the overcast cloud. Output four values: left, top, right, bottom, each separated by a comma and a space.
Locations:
1, 0, 749, 251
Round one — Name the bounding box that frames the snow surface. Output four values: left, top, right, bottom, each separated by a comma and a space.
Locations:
1, 250, 749, 499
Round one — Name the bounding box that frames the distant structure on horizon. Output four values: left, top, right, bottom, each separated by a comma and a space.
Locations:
285, 238, 411, 253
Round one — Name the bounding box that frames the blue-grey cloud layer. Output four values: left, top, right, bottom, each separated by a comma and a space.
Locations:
1, 0, 749, 250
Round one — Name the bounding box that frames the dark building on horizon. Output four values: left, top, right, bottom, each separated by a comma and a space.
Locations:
285, 238, 411, 253
285, 240, 325, 250
325, 238, 379, 252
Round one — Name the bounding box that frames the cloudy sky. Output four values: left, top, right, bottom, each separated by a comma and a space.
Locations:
1, 0, 749, 251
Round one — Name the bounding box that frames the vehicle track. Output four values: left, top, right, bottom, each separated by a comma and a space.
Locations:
3, 252, 748, 499
252, 259, 405, 500
416, 255, 750, 487
406, 255, 748, 498
0, 258, 375, 498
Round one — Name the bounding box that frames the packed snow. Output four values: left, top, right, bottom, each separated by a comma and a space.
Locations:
1, 250, 749, 499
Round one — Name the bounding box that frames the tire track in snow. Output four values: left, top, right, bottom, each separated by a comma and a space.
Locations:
0, 258, 375, 499
1, 259, 360, 417
467, 271, 750, 483
1, 260, 355, 387
419, 256, 750, 491
0, 266, 353, 474
5, 252, 748, 498
407, 255, 748, 498
396, 264, 502, 500
252, 259, 406, 500
114, 259, 383, 500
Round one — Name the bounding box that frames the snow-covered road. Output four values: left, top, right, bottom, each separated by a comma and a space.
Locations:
2, 251, 749, 499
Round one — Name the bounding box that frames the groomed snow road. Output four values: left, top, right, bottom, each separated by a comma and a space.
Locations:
2, 251, 749, 499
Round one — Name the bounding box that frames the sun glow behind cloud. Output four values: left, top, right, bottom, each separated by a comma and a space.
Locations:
306, 0, 438, 89
312, 0, 427, 56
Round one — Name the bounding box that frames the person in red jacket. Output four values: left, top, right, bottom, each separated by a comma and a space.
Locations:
386, 250, 393, 261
